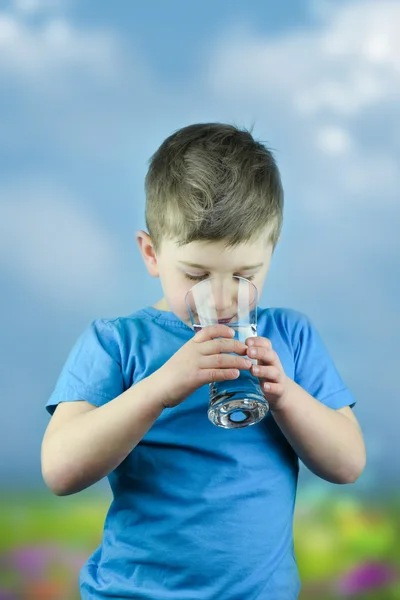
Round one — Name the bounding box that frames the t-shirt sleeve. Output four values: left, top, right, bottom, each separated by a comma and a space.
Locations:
46, 319, 125, 415
293, 314, 356, 410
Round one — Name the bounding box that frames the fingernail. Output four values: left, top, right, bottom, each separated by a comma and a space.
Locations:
264, 383, 271, 391
253, 366, 260, 374
249, 348, 257, 356
247, 339, 254, 346
229, 328, 235, 335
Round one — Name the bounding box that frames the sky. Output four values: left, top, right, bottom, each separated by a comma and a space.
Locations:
0, 0, 399, 493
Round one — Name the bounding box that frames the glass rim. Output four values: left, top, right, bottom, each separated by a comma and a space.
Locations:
185, 275, 258, 327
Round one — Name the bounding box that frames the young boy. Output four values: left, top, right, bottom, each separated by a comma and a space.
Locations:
42, 123, 366, 599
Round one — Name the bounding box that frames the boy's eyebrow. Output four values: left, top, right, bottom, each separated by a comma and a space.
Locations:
179, 261, 264, 271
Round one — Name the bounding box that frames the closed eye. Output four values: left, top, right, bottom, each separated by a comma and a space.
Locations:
184, 273, 208, 282
184, 273, 255, 282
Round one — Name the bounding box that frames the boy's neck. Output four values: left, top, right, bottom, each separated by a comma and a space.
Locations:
152, 298, 170, 311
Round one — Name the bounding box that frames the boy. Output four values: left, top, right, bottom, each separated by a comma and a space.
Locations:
42, 123, 366, 599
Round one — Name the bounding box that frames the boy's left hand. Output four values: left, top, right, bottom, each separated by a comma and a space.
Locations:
245, 336, 289, 411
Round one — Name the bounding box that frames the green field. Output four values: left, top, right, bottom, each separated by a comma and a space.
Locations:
1, 490, 399, 599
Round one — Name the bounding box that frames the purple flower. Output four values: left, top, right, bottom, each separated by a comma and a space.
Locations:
8, 545, 58, 578
336, 561, 398, 596
5, 543, 85, 580
0, 591, 18, 600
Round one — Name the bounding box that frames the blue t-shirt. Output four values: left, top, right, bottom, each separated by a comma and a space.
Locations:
46, 306, 356, 600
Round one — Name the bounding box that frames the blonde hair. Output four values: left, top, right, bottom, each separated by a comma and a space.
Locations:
145, 123, 283, 253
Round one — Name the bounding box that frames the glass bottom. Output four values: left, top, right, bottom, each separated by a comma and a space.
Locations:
208, 386, 269, 429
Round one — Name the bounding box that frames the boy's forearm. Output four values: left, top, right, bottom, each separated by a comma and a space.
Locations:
271, 378, 366, 484
42, 372, 165, 496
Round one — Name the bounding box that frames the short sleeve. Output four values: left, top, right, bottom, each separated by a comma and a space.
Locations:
46, 320, 124, 415
293, 315, 356, 410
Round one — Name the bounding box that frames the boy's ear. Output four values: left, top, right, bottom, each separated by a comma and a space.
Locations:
136, 230, 159, 278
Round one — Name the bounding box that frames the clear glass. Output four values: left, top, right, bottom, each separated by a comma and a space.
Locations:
185, 276, 269, 429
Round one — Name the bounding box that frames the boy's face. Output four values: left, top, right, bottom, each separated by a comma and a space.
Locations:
137, 230, 275, 327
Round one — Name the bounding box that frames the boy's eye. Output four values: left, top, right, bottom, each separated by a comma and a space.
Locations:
185, 273, 208, 281
184, 273, 256, 282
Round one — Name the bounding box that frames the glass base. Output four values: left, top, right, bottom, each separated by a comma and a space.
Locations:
208, 388, 269, 429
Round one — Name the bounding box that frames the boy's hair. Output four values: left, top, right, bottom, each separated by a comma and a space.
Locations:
145, 123, 284, 253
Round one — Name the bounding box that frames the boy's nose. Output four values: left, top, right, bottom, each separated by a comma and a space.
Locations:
211, 283, 236, 315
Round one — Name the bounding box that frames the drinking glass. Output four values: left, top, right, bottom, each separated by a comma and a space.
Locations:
185, 276, 269, 428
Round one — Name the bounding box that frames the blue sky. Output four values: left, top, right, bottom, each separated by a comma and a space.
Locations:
1, 0, 399, 493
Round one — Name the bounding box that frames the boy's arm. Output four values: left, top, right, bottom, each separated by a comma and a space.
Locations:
246, 336, 366, 484
270, 378, 366, 484
42, 324, 249, 496
41, 372, 164, 496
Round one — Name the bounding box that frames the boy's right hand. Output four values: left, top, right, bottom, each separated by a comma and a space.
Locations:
155, 325, 251, 408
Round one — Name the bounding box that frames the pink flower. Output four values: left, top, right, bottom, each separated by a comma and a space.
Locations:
336, 561, 398, 596
0, 591, 18, 600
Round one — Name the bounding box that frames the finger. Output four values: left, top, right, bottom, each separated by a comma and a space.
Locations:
199, 337, 249, 356
260, 381, 286, 398
200, 354, 253, 372
245, 336, 272, 351
194, 324, 235, 342
247, 346, 278, 365
251, 364, 281, 382
197, 368, 241, 385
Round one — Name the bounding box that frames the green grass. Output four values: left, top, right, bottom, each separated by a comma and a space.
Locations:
1, 490, 399, 599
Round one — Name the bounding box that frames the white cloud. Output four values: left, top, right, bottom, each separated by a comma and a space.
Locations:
0, 6, 155, 163
0, 181, 123, 311
209, 0, 400, 118
0, 13, 121, 82
315, 125, 353, 155
11, 0, 65, 14
207, 0, 400, 214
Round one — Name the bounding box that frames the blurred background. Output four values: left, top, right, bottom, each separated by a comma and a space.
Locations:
1, 0, 399, 598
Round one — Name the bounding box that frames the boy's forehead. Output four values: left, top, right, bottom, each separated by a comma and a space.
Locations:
164, 236, 272, 265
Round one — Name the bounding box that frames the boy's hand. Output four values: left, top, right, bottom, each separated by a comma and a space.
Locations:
245, 336, 289, 411
156, 325, 251, 408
